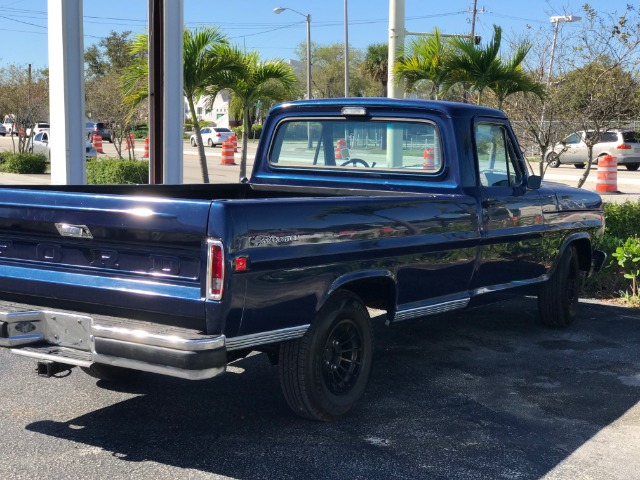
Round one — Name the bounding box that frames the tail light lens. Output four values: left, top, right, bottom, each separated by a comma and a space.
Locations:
617, 144, 632, 149
216, 133, 221, 137
206, 239, 225, 300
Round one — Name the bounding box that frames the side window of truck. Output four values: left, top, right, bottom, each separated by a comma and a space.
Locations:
270, 118, 444, 174
475, 123, 523, 187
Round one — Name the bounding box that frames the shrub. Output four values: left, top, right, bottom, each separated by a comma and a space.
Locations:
231, 126, 243, 139
612, 236, 640, 297
86, 158, 149, 184
251, 124, 263, 139
604, 201, 640, 240
0, 152, 47, 174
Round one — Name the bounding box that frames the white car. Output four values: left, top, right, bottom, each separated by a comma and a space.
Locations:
0, 123, 6, 136
31, 131, 97, 160
547, 129, 640, 171
26, 122, 50, 138
189, 127, 233, 147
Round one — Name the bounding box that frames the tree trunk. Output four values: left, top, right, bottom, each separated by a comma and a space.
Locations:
239, 105, 250, 181
577, 146, 594, 189
187, 96, 209, 183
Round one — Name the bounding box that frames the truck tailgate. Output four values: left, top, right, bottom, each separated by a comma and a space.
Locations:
0, 188, 212, 320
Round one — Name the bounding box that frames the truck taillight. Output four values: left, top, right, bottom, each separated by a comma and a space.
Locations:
617, 144, 632, 149
207, 240, 225, 300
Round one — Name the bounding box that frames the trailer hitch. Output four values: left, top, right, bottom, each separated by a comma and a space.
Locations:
37, 360, 72, 378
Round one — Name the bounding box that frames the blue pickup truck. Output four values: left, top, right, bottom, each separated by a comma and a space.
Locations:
0, 98, 604, 420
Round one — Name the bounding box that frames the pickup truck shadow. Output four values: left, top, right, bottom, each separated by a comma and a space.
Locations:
26, 298, 640, 479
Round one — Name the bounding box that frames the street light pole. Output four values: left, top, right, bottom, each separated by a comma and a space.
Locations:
344, 0, 349, 97
273, 7, 311, 101
547, 15, 581, 83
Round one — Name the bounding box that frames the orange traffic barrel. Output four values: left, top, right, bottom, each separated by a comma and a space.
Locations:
596, 154, 618, 193
335, 139, 347, 159
230, 135, 238, 152
423, 148, 435, 170
92, 133, 103, 153
221, 140, 236, 165
143, 137, 150, 158
19, 128, 25, 138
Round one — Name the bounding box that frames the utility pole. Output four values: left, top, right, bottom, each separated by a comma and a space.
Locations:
470, 0, 478, 40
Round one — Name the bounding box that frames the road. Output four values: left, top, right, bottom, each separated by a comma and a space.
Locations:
2, 135, 640, 199
0, 135, 257, 184
1, 298, 640, 479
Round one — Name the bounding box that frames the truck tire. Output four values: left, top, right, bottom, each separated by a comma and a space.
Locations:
279, 291, 373, 421
538, 245, 583, 327
81, 364, 139, 382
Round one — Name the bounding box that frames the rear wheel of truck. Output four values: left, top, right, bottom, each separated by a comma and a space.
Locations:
81, 364, 139, 382
279, 291, 373, 421
538, 245, 583, 327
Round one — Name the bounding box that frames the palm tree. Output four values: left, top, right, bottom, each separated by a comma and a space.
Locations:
123, 26, 239, 183
360, 43, 389, 97
206, 49, 298, 180
487, 40, 545, 109
446, 25, 523, 105
394, 28, 453, 100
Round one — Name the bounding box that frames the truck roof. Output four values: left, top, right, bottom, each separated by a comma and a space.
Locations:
272, 97, 506, 119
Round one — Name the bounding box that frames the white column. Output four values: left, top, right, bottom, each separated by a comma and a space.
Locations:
163, 0, 184, 184
387, 0, 405, 168
387, 0, 405, 99
48, 0, 86, 185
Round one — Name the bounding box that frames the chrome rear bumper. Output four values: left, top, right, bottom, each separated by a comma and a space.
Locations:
0, 301, 226, 380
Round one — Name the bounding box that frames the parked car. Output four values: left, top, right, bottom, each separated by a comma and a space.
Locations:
189, 126, 233, 147
31, 130, 97, 160
547, 129, 640, 171
25, 122, 50, 138
0, 124, 6, 136
2, 115, 15, 135
85, 122, 112, 142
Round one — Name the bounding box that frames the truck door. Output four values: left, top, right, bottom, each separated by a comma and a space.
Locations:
473, 121, 547, 289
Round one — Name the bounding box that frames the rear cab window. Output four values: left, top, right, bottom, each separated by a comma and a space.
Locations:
269, 118, 443, 174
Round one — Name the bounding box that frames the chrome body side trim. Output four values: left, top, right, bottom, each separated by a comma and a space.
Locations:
394, 298, 470, 322
226, 324, 310, 351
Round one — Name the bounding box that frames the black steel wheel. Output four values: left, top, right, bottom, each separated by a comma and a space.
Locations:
574, 163, 585, 169
547, 153, 561, 168
279, 291, 373, 421
538, 245, 583, 327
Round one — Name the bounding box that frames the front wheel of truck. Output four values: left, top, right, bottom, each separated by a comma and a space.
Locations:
538, 245, 584, 327
279, 291, 373, 421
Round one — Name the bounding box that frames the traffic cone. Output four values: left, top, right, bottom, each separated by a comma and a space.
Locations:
92, 133, 103, 153
125, 132, 135, 151
143, 137, 150, 158
423, 148, 435, 170
221, 140, 236, 165
596, 155, 619, 193
230, 135, 238, 153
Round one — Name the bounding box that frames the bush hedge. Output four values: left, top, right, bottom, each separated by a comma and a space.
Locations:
86, 158, 149, 185
0, 152, 47, 174
584, 201, 640, 298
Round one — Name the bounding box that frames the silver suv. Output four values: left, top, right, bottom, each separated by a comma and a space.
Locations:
547, 129, 640, 171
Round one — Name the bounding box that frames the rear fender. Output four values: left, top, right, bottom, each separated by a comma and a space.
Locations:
323, 270, 397, 317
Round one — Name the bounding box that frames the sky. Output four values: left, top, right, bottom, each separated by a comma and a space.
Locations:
0, 0, 635, 69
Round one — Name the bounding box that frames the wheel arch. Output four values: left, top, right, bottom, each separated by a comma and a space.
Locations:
554, 233, 592, 275
324, 270, 397, 316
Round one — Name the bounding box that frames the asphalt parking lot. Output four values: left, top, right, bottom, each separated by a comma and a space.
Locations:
1, 298, 639, 480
